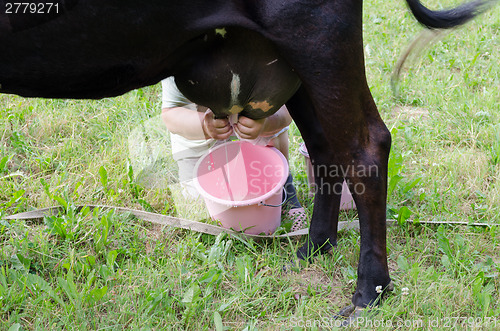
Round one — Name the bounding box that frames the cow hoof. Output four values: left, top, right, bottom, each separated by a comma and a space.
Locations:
287, 242, 335, 275
335, 304, 355, 318
334, 305, 366, 327
342, 306, 366, 327
296, 240, 336, 261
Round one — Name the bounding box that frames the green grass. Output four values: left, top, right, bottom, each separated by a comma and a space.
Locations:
1, 0, 500, 329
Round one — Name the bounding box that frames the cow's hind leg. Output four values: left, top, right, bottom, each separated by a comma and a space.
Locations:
346, 92, 393, 309
263, 0, 392, 315
287, 85, 392, 312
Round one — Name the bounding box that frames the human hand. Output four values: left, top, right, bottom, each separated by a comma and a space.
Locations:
203, 109, 233, 140
233, 116, 266, 140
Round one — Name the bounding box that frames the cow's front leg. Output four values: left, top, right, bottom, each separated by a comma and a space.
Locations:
285, 89, 342, 260
296, 157, 343, 259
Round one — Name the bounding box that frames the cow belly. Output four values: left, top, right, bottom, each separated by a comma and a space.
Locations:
172, 27, 301, 120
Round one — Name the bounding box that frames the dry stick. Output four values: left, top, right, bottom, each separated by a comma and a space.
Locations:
5, 205, 493, 241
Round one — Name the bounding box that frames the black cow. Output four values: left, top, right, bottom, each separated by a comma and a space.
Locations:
0, 0, 492, 319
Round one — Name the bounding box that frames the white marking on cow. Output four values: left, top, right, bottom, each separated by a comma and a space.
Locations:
215, 28, 227, 38
230, 72, 240, 106
266, 59, 278, 65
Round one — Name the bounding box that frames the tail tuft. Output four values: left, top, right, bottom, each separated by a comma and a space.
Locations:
406, 0, 497, 29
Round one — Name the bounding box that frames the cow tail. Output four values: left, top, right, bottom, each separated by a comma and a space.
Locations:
405, 0, 496, 29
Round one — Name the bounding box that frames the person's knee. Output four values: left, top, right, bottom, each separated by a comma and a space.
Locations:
273, 131, 289, 160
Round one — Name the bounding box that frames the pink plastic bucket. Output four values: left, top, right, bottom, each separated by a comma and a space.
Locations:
194, 141, 288, 234
299, 143, 356, 210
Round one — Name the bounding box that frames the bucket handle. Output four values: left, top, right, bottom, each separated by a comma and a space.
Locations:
259, 188, 287, 207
